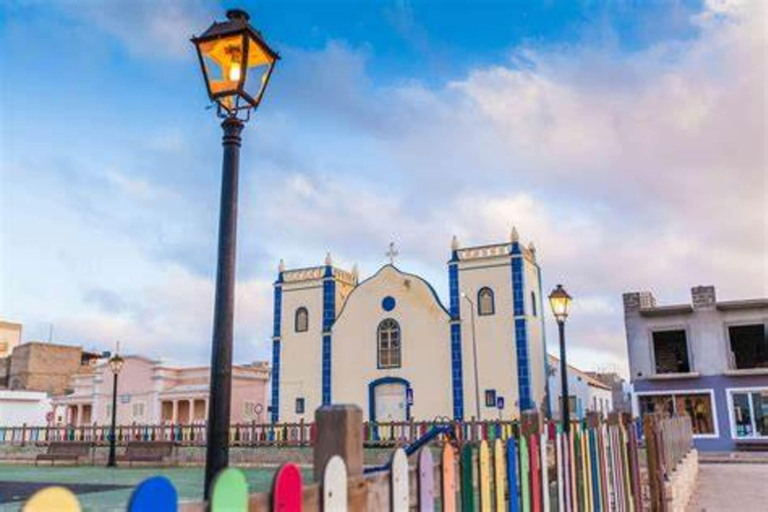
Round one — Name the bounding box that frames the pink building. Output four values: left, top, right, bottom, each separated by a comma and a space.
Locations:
52, 355, 270, 426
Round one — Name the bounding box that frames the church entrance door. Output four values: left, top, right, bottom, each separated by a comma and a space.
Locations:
373, 382, 408, 422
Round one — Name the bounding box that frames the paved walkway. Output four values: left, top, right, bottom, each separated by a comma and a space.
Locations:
687, 463, 768, 512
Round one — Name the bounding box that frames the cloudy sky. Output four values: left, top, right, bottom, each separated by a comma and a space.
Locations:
1, 0, 765, 375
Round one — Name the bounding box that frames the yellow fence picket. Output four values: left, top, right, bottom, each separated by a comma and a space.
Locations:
23, 487, 81, 512
493, 439, 506, 512
478, 440, 492, 512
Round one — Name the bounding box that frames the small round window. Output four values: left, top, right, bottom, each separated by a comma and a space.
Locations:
382, 296, 396, 312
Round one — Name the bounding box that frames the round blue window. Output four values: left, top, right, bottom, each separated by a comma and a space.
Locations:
382, 296, 396, 312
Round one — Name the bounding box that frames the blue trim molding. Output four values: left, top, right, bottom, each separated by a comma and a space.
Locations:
368, 376, 412, 422
270, 339, 281, 423
272, 284, 282, 338
448, 261, 465, 419
270, 278, 283, 423
511, 245, 533, 412
321, 266, 336, 405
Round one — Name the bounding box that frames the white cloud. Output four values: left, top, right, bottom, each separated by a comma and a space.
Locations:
54, 0, 215, 59
4, 0, 765, 376
242, 0, 765, 373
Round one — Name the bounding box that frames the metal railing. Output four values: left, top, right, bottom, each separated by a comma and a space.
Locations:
0, 419, 523, 448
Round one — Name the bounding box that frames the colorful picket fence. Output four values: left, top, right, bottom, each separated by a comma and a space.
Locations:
19, 411, 645, 512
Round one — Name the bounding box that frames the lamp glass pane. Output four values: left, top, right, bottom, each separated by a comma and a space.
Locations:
198, 34, 246, 105
242, 35, 276, 106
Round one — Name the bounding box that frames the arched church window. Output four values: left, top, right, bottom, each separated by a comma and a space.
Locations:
478, 287, 495, 316
531, 291, 537, 316
377, 319, 401, 369
295, 307, 309, 333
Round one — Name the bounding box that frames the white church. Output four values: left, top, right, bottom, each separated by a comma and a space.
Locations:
270, 229, 550, 423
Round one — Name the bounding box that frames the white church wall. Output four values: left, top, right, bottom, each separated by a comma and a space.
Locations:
523, 255, 548, 412
278, 276, 325, 423
457, 258, 519, 420
331, 266, 453, 421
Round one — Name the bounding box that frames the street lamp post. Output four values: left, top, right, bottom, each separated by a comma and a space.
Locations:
106, 352, 124, 468
461, 293, 482, 420
192, 9, 279, 501
548, 284, 572, 434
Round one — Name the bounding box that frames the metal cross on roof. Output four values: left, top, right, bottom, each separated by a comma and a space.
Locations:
386, 242, 399, 265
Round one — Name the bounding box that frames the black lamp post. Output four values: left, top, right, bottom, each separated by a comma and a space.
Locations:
548, 284, 572, 434
106, 352, 124, 468
191, 8, 279, 501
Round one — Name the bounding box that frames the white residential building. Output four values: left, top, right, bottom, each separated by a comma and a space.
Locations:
547, 355, 613, 420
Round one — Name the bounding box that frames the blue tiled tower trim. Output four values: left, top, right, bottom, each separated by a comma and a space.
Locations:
322, 266, 336, 405
270, 277, 283, 423
511, 243, 533, 412
270, 339, 280, 423
448, 259, 465, 419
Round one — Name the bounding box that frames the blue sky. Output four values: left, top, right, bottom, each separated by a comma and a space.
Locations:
1, 0, 765, 374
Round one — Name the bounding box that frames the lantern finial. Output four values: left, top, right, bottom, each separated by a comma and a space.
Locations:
226, 9, 250, 21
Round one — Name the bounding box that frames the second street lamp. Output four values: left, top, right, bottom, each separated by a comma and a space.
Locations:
192, 8, 279, 501
106, 352, 124, 468
548, 284, 572, 434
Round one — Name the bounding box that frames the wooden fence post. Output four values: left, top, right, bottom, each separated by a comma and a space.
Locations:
313, 405, 363, 483
643, 413, 666, 512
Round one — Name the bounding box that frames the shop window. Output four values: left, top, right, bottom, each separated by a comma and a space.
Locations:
731, 389, 768, 438
728, 324, 768, 370
652, 330, 691, 374
638, 392, 715, 435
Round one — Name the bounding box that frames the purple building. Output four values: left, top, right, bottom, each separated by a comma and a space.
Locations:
623, 286, 767, 451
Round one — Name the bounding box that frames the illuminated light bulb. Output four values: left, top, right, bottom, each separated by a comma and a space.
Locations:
228, 63, 241, 81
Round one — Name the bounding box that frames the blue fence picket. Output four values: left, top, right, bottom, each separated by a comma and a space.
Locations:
128, 476, 177, 512
506, 438, 520, 512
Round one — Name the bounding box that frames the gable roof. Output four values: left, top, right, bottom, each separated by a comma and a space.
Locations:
334, 264, 451, 324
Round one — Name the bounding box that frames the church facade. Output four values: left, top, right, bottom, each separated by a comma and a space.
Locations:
270, 229, 550, 423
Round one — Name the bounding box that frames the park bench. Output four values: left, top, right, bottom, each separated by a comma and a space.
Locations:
735, 439, 768, 451
35, 441, 91, 466
116, 440, 175, 466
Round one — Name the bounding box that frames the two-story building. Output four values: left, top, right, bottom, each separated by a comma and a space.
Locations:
623, 286, 767, 450
52, 355, 271, 426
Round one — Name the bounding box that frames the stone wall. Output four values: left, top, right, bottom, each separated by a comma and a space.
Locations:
664, 449, 699, 512
7, 343, 85, 395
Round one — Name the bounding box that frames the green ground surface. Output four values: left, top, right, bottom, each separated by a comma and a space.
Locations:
0, 465, 311, 511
